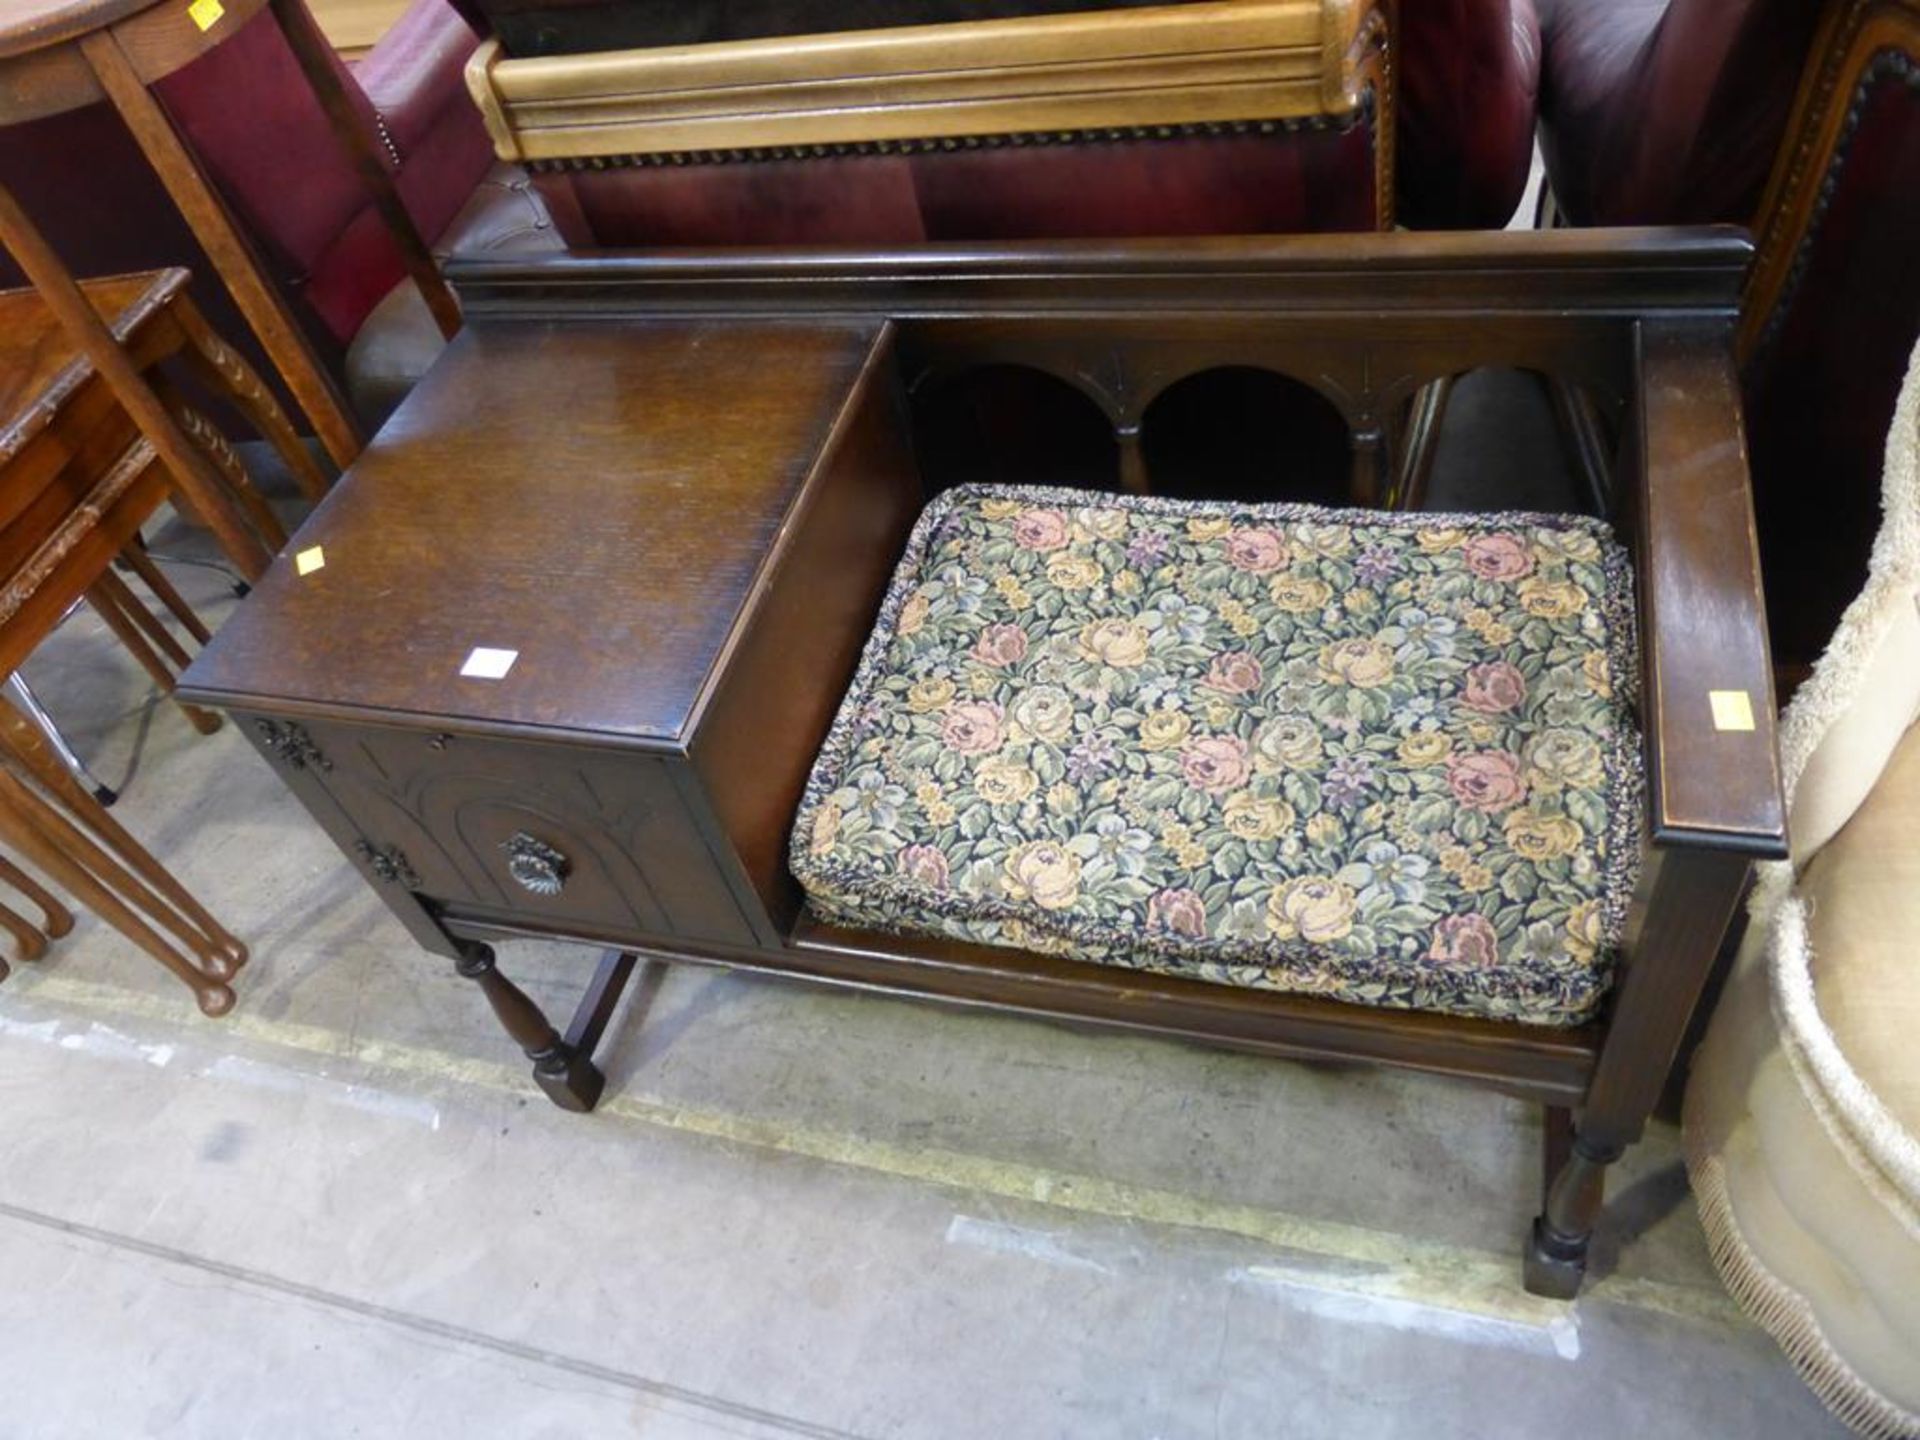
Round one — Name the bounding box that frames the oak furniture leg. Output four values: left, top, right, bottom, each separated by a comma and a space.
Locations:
454, 941, 636, 1112
95, 568, 191, 670
1525, 847, 1753, 1296
173, 295, 335, 504
150, 376, 291, 551
0, 181, 274, 582
0, 854, 74, 938
3, 675, 116, 806
86, 579, 222, 736
5, 763, 243, 982
0, 698, 246, 972
566, 949, 640, 1060
1117, 426, 1150, 495
0, 773, 234, 1015
0, 895, 49, 963
1349, 427, 1385, 507
119, 543, 212, 645
76, 28, 364, 469
1545, 376, 1613, 515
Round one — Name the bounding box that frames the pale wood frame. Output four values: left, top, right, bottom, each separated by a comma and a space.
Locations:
465, 0, 1382, 165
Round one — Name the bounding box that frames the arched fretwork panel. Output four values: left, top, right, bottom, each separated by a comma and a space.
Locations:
1139, 365, 1353, 505
910, 363, 1119, 495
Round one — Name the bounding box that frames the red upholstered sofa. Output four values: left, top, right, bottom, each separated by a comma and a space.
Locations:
1534, 0, 1920, 671
471, 0, 1543, 244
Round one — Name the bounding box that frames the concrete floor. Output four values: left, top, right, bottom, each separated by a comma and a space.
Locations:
0, 422, 1847, 1438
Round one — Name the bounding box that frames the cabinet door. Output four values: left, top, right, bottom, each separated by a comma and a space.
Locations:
247, 715, 759, 947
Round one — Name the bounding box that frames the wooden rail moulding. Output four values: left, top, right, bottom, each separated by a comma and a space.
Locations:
462, 0, 1390, 170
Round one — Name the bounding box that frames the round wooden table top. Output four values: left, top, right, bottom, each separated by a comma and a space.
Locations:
0, 0, 268, 124
0, 0, 161, 57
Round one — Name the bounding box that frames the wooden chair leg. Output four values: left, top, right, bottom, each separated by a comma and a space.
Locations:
3, 768, 243, 983
0, 774, 234, 1016
0, 853, 74, 937
0, 698, 247, 972
87, 580, 222, 736
0, 179, 274, 582
0, 893, 49, 962
173, 293, 335, 503
149, 376, 290, 552
1393, 374, 1455, 511
1543, 376, 1614, 516
1525, 847, 1751, 1297
119, 541, 212, 645
96, 568, 191, 668
74, 30, 363, 470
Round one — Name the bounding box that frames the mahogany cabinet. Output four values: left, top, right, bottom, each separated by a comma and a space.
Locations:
182, 316, 921, 1099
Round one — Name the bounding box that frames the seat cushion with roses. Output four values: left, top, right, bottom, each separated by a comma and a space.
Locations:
790, 483, 1644, 1027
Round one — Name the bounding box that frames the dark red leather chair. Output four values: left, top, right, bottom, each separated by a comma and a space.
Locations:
1399, 0, 1542, 229
1535, 0, 1920, 670
1535, 0, 1825, 227
0, 0, 516, 372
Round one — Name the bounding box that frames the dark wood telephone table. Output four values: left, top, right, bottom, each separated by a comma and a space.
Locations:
182, 230, 1787, 1299
179, 315, 921, 1109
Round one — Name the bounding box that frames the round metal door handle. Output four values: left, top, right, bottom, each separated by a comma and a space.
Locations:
502, 832, 569, 896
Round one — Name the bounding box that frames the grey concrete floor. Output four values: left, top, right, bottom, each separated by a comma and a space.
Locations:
0, 420, 1846, 1439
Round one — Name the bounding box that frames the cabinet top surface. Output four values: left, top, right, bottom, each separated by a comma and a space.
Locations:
180, 318, 887, 744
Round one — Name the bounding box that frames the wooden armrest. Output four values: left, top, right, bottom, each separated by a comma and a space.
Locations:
1628, 319, 1789, 859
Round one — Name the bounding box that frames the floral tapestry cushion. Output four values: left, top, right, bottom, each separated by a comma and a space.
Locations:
790, 483, 1643, 1027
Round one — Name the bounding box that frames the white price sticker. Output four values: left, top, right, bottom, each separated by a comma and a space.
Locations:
460, 647, 518, 680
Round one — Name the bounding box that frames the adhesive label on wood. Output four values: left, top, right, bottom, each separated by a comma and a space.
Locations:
1709, 690, 1756, 732
187, 0, 224, 30
460, 646, 519, 680
295, 546, 326, 576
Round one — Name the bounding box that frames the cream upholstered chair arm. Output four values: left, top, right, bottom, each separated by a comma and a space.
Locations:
1778, 338, 1920, 865
1682, 335, 1920, 1440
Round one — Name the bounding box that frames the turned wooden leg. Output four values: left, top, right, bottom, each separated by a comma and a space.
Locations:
0, 854, 73, 938
0, 775, 233, 1016
0, 896, 49, 963
455, 941, 606, 1112
1526, 1130, 1625, 1299
173, 294, 334, 503
118, 541, 213, 645
0, 699, 247, 971
1523, 847, 1752, 1298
